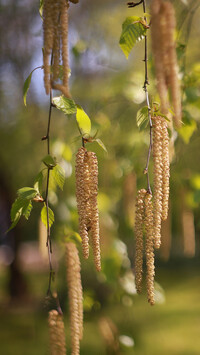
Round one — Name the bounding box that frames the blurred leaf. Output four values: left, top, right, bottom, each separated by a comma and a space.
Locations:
66, 232, 82, 244
176, 42, 186, 61
53, 96, 77, 115
7, 212, 21, 233
41, 205, 54, 228
11, 198, 27, 221
194, 190, 200, 204
94, 138, 107, 152
17, 187, 38, 200
39, 0, 44, 18
22, 200, 33, 220
52, 164, 65, 190
191, 175, 200, 189
136, 106, 149, 130
76, 105, 91, 137
178, 119, 197, 144
42, 155, 57, 168
23, 71, 33, 106
119, 16, 147, 58
34, 170, 44, 194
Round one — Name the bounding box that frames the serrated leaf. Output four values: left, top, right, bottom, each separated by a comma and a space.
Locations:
42, 155, 57, 168
53, 96, 77, 115
52, 164, 65, 190
41, 206, 54, 228
10, 198, 26, 222
23, 71, 33, 106
136, 106, 149, 130
119, 16, 147, 58
22, 200, 33, 220
95, 138, 107, 152
17, 187, 38, 200
34, 170, 44, 194
7, 213, 21, 233
76, 105, 91, 137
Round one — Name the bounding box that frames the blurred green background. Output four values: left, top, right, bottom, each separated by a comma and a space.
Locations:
1, 0, 200, 354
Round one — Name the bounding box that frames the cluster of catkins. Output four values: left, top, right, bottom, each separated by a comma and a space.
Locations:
48, 242, 83, 355
43, 0, 70, 97
75, 147, 101, 272
151, 0, 182, 128
135, 115, 170, 305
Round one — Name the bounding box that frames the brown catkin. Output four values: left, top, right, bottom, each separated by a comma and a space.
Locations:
52, 1, 61, 81
161, 117, 170, 220
163, 1, 182, 128
152, 116, 163, 249
88, 151, 101, 272
134, 189, 146, 294
43, 0, 55, 94
75, 147, 89, 259
144, 193, 155, 306
60, 0, 70, 96
66, 242, 83, 355
48, 310, 67, 355
150, 0, 168, 114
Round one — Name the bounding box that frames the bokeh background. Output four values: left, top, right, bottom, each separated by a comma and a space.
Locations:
1, 0, 200, 354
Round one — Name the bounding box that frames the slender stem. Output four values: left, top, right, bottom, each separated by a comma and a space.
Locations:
142, 0, 152, 194
127, 1, 143, 8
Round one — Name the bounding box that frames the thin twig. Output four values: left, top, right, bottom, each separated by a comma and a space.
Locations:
141, 0, 152, 194
127, 1, 143, 8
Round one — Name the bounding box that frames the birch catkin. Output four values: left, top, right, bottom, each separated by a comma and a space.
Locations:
152, 116, 163, 249
48, 310, 67, 355
161, 117, 170, 220
75, 147, 89, 259
75, 147, 101, 271
88, 151, 101, 272
144, 193, 155, 306
134, 189, 146, 294
163, 1, 182, 128
66, 242, 83, 355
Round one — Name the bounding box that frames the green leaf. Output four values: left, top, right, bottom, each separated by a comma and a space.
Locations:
34, 170, 44, 194
41, 206, 54, 228
53, 96, 77, 115
76, 105, 91, 137
52, 164, 65, 190
23, 71, 33, 106
136, 106, 149, 130
7, 213, 21, 233
11, 198, 26, 222
17, 187, 38, 200
22, 200, 33, 220
42, 155, 57, 168
119, 16, 147, 58
95, 138, 107, 152
39, 0, 44, 18
178, 119, 197, 144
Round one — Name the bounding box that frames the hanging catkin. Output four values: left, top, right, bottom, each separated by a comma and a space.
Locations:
150, 0, 168, 114
144, 193, 155, 306
48, 310, 67, 355
161, 117, 170, 220
134, 189, 146, 294
163, 1, 182, 128
75, 147, 101, 271
75, 147, 89, 259
152, 116, 163, 249
88, 151, 101, 272
43, 0, 55, 95
66, 242, 83, 355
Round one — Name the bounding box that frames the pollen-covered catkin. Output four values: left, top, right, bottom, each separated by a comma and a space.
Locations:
134, 189, 146, 294
163, 1, 182, 128
150, 0, 168, 114
144, 193, 155, 306
48, 310, 67, 355
75, 147, 89, 259
161, 117, 170, 220
52, 1, 61, 81
66, 242, 83, 355
88, 151, 101, 272
43, 0, 55, 94
60, 0, 70, 96
152, 116, 163, 249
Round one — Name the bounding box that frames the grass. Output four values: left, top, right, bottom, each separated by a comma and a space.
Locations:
0, 260, 200, 354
